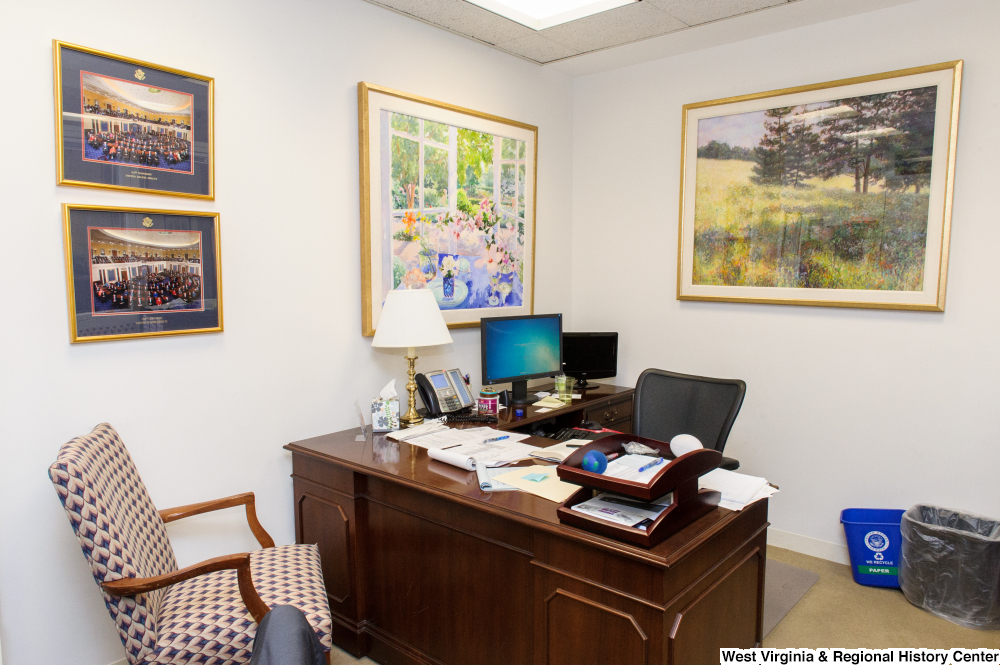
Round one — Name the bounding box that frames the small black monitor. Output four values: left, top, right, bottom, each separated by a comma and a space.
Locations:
562, 332, 618, 389
481, 313, 562, 405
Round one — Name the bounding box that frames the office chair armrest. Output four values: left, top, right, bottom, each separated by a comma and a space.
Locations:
159, 492, 275, 549
100, 553, 270, 623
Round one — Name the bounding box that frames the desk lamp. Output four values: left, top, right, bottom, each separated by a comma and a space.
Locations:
371, 288, 453, 426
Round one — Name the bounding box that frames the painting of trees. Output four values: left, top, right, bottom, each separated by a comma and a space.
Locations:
691, 85, 944, 292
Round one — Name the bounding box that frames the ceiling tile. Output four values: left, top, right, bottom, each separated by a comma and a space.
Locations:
541, 2, 686, 53
431, 1, 538, 45
367, 0, 533, 45
495, 33, 579, 64
646, 0, 786, 26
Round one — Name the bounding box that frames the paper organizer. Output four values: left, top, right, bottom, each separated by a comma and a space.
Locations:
556, 433, 722, 548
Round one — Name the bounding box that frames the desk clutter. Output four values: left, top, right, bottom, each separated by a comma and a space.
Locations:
554, 433, 775, 547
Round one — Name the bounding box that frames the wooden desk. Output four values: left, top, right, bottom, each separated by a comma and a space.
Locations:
494, 382, 635, 434
285, 427, 769, 665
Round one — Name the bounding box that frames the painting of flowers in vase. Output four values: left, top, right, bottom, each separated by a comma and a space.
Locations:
359, 83, 537, 335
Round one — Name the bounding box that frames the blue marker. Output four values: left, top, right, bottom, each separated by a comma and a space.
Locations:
482, 435, 510, 443
638, 457, 664, 473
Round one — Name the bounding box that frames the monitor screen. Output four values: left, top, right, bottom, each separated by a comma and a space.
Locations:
481, 314, 562, 384
562, 332, 618, 380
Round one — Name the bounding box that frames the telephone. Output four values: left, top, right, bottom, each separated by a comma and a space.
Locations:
415, 369, 475, 416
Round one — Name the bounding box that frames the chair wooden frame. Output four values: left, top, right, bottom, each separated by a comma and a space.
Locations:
99, 492, 274, 623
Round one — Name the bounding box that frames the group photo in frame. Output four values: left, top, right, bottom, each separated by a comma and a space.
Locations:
677, 61, 962, 312
53, 41, 215, 199
63, 204, 223, 343
359, 82, 537, 336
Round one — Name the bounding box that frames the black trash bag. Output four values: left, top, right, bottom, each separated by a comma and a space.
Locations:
899, 504, 1000, 630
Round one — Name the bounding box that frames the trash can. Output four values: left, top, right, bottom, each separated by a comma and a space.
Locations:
841, 508, 905, 588
899, 504, 1000, 630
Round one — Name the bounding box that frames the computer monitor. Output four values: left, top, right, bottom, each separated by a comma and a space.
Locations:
481, 313, 562, 405
562, 332, 618, 390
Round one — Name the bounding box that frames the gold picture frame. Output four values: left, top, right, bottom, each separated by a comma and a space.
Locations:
54, 41, 215, 200
359, 82, 538, 336
677, 61, 962, 312
63, 204, 224, 343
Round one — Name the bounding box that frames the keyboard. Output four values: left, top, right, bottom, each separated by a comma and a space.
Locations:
554, 428, 591, 441
445, 413, 498, 424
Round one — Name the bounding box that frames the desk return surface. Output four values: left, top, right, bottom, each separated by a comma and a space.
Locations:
285, 425, 769, 665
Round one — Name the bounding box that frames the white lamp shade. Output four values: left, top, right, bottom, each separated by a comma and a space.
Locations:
371, 289, 454, 349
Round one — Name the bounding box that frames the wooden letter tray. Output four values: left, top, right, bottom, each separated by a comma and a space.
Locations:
556, 433, 721, 547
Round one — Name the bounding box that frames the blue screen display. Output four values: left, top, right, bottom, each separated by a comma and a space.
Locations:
483, 316, 561, 382
430, 373, 450, 389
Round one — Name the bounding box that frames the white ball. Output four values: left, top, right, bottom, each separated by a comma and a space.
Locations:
670, 434, 703, 457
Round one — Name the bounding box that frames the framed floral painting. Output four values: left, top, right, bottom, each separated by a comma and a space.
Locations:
358, 82, 537, 336
678, 61, 962, 311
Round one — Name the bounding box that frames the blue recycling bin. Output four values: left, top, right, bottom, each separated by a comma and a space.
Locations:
841, 508, 906, 588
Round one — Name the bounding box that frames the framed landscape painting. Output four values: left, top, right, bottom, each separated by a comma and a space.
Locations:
53, 41, 214, 199
359, 82, 537, 336
678, 61, 962, 311
63, 204, 223, 343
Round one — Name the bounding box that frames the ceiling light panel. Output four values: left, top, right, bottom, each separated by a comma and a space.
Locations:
465, 0, 638, 30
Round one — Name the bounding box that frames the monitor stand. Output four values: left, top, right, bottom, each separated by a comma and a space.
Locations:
575, 378, 599, 391
509, 380, 535, 406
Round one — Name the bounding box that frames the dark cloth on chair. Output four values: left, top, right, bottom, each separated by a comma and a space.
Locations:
250, 605, 327, 665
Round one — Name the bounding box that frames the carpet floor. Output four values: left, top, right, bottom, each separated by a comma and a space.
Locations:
764, 559, 819, 637
764, 546, 1000, 648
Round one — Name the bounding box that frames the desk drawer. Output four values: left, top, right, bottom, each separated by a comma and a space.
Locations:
585, 397, 633, 429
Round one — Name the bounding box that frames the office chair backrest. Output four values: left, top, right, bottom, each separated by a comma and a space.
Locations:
633, 369, 746, 454
49, 423, 178, 664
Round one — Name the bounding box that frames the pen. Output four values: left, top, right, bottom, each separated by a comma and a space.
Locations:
482, 435, 509, 443
638, 457, 664, 473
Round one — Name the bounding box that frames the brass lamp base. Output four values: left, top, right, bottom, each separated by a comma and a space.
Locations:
400, 351, 424, 427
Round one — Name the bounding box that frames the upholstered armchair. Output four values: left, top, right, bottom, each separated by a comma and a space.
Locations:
49, 423, 333, 664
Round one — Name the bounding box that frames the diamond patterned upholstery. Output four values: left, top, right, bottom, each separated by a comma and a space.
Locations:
50, 423, 333, 665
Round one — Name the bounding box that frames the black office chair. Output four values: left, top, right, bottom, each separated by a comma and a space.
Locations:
633, 368, 746, 471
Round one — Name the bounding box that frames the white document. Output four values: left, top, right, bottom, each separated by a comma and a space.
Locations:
427, 447, 476, 471
603, 455, 665, 484
718, 485, 778, 511
570, 493, 673, 527
447, 440, 540, 467
387, 419, 448, 443
477, 465, 519, 492
529, 441, 584, 463
699, 469, 768, 505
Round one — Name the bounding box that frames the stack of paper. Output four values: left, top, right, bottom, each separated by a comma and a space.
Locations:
529, 441, 585, 463
698, 469, 778, 511
569, 493, 673, 530
476, 465, 519, 492
603, 455, 665, 484
490, 466, 579, 503
532, 395, 566, 413
386, 419, 448, 445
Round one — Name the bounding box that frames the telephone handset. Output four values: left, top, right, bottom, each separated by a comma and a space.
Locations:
415, 368, 475, 416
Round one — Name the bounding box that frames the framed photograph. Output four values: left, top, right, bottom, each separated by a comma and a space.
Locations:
359, 82, 537, 336
53, 41, 214, 199
62, 204, 223, 343
678, 61, 962, 311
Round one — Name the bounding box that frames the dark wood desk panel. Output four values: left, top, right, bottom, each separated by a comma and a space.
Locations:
285, 425, 768, 665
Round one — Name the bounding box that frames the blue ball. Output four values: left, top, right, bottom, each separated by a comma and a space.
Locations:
582, 451, 608, 474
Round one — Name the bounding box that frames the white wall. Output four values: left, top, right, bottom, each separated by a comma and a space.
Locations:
0, 1, 573, 663
572, 0, 1000, 561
